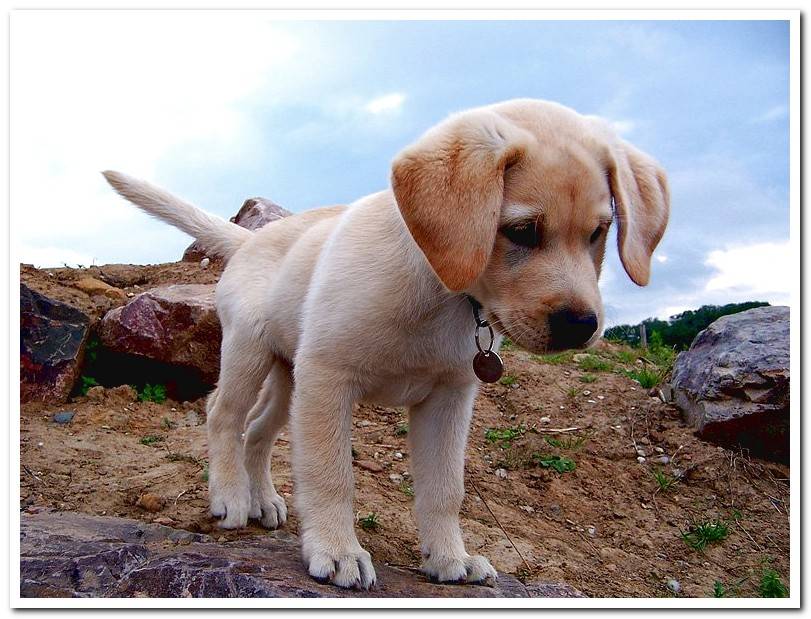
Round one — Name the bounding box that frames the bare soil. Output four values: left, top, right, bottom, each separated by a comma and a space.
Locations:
19, 263, 790, 598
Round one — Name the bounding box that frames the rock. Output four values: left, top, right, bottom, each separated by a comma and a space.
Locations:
636, 456, 646, 464
495, 468, 508, 479
388, 474, 403, 484
666, 579, 681, 594
136, 494, 164, 513
655, 455, 670, 465
200, 258, 210, 269
539, 416, 551, 424
393, 452, 404, 461
670, 306, 789, 462
107, 385, 139, 403
20, 284, 91, 404
52, 411, 75, 424
99, 284, 221, 383
182, 197, 291, 262
355, 460, 384, 473
86, 385, 105, 402
19, 511, 584, 598
519, 505, 535, 514
73, 277, 128, 302
654, 446, 665, 454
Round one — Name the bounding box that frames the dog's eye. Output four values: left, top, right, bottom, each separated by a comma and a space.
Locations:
501, 223, 540, 248
589, 225, 605, 244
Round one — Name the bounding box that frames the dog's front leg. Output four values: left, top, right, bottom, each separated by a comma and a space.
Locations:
290, 362, 376, 590
408, 381, 498, 585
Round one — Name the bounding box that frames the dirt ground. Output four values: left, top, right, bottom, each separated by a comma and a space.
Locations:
19, 263, 791, 598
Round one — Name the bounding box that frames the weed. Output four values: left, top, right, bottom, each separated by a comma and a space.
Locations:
394, 422, 409, 436
500, 337, 516, 351
652, 467, 677, 492
534, 351, 574, 365
399, 481, 415, 497
759, 568, 788, 598
680, 519, 729, 551
544, 435, 586, 450
358, 512, 380, 531
612, 349, 638, 364
712, 581, 726, 598
161, 416, 175, 430
577, 355, 614, 372
165, 452, 198, 464
140, 435, 164, 446
80, 375, 99, 396
485, 426, 525, 448
201, 462, 209, 482
138, 383, 167, 404
625, 367, 664, 389
499, 374, 518, 387
579, 374, 598, 383
566, 386, 580, 398
532, 453, 576, 473
85, 336, 100, 363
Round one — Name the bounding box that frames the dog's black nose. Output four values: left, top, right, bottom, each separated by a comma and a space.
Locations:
548, 309, 599, 350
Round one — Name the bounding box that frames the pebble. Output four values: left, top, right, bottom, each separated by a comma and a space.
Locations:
495, 468, 508, 479
388, 473, 403, 484
654, 446, 665, 454
587, 525, 596, 537
136, 493, 164, 513
636, 449, 647, 458
127, 292, 135, 298
519, 505, 534, 514
200, 257, 210, 269
52, 411, 75, 424
355, 460, 384, 473
582, 390, 591, 396
393, 452, 404, 461
540, 416, 551, 424
597, 395, 605, 400
559, 405, 565, 410
655, 455, 670, 465
36, 442, 44, 448
666, 579, 681, 594
587, 399, 596, 404
637, 456, 646, 464
358, 420, 372, 428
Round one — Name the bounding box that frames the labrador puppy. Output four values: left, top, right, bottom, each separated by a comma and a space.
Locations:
103, 98, 669, 590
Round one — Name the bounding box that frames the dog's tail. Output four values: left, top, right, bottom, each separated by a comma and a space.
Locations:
102, 170, 252, 260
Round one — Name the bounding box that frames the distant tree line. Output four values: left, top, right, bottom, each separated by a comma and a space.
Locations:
604, 301, 771, 350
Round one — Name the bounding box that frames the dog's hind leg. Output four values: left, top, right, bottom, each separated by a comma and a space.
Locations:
207, 329, 273, 529
243, 358, 292, 530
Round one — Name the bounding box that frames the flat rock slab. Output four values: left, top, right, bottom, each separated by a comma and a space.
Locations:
20, 284, 90, 404
670, 306, 789, 462
99, 284, 221, 383
20, 511, 584, 599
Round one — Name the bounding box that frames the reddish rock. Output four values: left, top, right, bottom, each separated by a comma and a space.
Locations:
20, 284, 90, 404
99, 284, 221, 382
182, 197, 291, 262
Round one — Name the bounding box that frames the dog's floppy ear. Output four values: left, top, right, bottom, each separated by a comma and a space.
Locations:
608, 140, 670, 286
391, 110, 533, 292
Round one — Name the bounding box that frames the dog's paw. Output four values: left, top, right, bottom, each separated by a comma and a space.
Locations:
307, 546, 377, 590
249, 488, 288, 529
422, 553, 498, 585
209, 483, 251, 529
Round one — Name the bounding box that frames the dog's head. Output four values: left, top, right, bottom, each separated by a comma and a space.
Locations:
391, 99, 670, 354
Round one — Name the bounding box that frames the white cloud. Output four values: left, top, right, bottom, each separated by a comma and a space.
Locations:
365, 93, 405, 115
11, 12, 301, 266
704, 241, 793, 298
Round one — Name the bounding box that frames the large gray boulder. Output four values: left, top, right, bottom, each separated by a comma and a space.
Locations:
20, 511, 584, 599
670, 306, 789, 461
182, 197, 291, 262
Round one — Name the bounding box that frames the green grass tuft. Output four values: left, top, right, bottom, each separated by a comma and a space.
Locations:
138, 383, 167, 403
358, 512, 380, 531
625, 367, 664, 389
577, 355, 614, 372
652, 467, 677, 492
139, 435, 164, 446
579, 373, 598, 383
532, 453, 576, 473
80, 375, 99, 396
498, 374, 518, 386
759, 568, 789, 598
394, 422, 409, 436
680, 519, 729, 550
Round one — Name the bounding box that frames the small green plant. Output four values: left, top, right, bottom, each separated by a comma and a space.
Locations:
80, 375, 99, 395
399, 481, 414, 497
544, 435, 586, 450
653, 467, 677, 492
161, 416, 175, 430
532, 453, 576, 473
579, 373, 598, 383
625, 367, 664, 389
485, 426, 525, 448
85, 336, 101, 363
759, 568, 788, 598
201, 462, 209, 482
565, 386, 580, 398
499, 374, 518, 387
138, 383, 167, 403
534, 351, 574, 365
358, 512, 380, 531
612, 349, 638, 364
500, 337, 516, 351
139, 435, 164, 446
680, 519, 729, 551
712, 580, 726, 598
577, 355, 614, 372
394, 423, 409, 436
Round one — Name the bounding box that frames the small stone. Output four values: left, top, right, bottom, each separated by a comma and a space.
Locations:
519, 505, 535, 514
587, 399, 596, 404
495, 468, 508, 479
559, 405, 565, 410
200, 257, 210, 269
654, 446, 665, 454
540, 416, 551, 423
136, 493, 164, 513
630, 386, 636, 391
637, 456, 646, 464
388, 473, 403, 484
393, 452, 404, 461
355, 459, 384, 473
36, 442, 44, 448
52, 411, 75, 424
667, 579, 681, 594
358, 420, 372, 428
127, 292, 135, 298
582, 390, 591, 396
636, 449, 647, 457
587, 525, 596, 537
655, 455, 670, 465
597, 395, 605, 400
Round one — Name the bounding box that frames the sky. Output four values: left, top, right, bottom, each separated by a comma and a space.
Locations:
11, 14, 792, 326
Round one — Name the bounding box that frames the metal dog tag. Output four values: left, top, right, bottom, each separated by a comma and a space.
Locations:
473, 350, 504, 383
